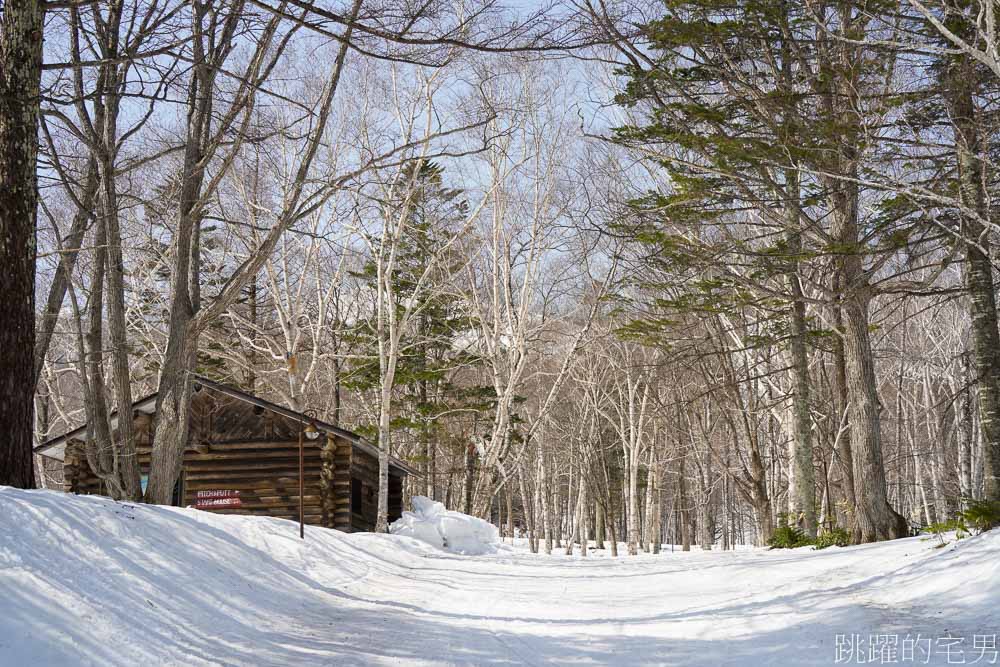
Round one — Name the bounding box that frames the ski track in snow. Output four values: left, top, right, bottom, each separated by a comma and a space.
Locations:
1, 487, 998, 666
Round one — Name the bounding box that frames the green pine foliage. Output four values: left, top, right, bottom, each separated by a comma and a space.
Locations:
767, 514, 814, 549
606, 0, 830, 356
958, 499, 1000, 534
768, 517, 850, 550
814, 528, 850, 550
346, 160, 494, 454
923, 519, 968, 548
920, 499, 1000, 548
767, 523, 813, 549
135, 174, 242, 383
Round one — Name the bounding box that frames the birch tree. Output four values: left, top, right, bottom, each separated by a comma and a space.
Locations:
145, 0, 363, 502
594, 341, 654, 555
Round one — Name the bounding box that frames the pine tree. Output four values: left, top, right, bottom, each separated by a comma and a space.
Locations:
608, 0, 914, 542
933, 6, 1000, 503
347, 161, 492, 506
611, 0, 822, 537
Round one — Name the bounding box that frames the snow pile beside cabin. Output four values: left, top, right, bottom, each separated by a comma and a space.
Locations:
2, 486, 1000, 666
389, 495, 501, 555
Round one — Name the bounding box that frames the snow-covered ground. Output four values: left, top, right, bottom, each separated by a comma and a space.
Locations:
1, 488, 998, 666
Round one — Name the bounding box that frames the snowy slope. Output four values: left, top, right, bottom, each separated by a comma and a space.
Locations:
1, 487, 998, 666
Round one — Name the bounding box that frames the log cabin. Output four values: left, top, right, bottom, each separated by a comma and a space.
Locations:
34, 376, 417, 532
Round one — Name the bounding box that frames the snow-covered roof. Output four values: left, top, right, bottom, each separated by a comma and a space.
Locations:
36, 391, 160, 463
36, 375, 419, 477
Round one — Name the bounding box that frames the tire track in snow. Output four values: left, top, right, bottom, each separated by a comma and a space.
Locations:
482, 586, 543, 667
254, 521, 375, 590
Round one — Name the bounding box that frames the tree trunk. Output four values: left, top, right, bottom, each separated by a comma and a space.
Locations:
145, 2, 214, 504
0, 0, 44, 488
946, 54, 1000, 503
626, 449, 640, 555
505, 482, 513, 542
375, 377, 392, 533
785, 200, 817, 536
424, 408, 435, 500
531, 490, 539, 552
721, 472, 730, 551
565, 484, 582, 556
819, 3, 906, 544
539, 446, 553, 554
747, 433, 774, 545
517, 461, 536, 552
34, 159, 99, 382
246, 274, 258, 391
646, 464, 662, 554
419, 373, 432, 499
751, 491, 773, 546
146, 332, 198, 504
606, 503, 619, 557
97, 154, 141, 500
831, 299, 855, 513
679, 457, 692, 551
81, 217, 120, 494
642, 448, 655, 552
957, 355, 975, 501
840, 295, 906, 542
699, 493, 714, 551
778, 26, 817, 531
594, 501, 606, 549
463, 444, 475, 515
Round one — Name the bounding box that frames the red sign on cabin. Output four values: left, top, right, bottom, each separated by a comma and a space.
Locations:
194, 490, 242, 509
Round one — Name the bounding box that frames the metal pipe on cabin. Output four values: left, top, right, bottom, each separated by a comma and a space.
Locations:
299, 410, 319, 540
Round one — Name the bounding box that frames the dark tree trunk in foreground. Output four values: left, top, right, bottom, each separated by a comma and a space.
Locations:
0, 0, 44, 488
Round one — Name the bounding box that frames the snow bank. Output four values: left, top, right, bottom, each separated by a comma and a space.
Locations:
389, 495, 500, 555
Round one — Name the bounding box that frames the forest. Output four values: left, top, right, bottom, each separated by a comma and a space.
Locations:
2, 0, 1000, 556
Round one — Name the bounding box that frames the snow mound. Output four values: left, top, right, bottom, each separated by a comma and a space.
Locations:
390, 495, 500, 555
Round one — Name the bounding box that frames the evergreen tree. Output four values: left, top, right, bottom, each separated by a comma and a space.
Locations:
347, 161, 492, 499
609, 0, 915, 541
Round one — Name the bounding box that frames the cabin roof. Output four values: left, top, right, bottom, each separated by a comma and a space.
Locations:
35, 375, 419, 477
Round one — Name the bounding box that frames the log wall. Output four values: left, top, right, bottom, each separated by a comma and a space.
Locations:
346, 444, 404, 531
64, 430, 405, 532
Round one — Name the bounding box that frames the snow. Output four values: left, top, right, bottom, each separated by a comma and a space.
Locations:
389, 496, 501, 555
1, 487, 998, 666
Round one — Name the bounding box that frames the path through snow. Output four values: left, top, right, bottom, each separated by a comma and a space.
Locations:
1, 488, 997, 666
